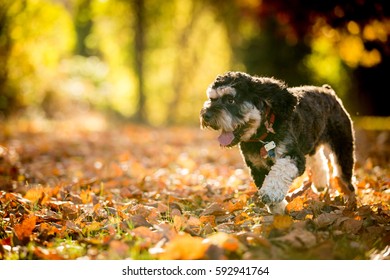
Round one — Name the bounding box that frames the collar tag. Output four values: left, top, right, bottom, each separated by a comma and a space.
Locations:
264, 141, 276, 151
260, 141, 276, 158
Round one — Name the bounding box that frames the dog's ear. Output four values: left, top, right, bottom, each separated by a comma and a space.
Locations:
250, 76, 297, 120
254, 98, 269, 113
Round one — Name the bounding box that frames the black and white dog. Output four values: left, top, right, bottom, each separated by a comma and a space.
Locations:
200, 71, 355, 214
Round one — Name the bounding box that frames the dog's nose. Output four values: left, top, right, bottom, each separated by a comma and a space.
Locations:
202, 111, 213, 122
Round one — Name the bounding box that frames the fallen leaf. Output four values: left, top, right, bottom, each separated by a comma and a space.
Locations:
159, 233, 209, 260
286, 196, 305, 212
38, 222, 61, 238
83, 221, 102, 233
234, 212, 250, 225
132, 226, 163, 243
272, 228, 317, 249
205, 232, 241, 252
341, 218, 363, 234
34, 247, 64, 260
24, 187, 48, 204
201, 203, 226, 216
14, 215, 37, 242
225, 200, 245, 213
108, 240, 130, 259
272, 215, 293, 230
61, 203, 79, 220
173, 215, 186, 231
314, 213, 339, 228
200, 215, 216, 227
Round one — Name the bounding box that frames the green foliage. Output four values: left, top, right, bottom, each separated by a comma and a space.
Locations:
1, 0, 75, 110
1, 0, 388, 122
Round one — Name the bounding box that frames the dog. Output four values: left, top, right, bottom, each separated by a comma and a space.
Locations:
200, 71, 355, 214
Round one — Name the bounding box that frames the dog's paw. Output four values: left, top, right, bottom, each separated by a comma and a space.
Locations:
259, 187, 287, 215
265, 200, 287, 215
258, 187, 285, 205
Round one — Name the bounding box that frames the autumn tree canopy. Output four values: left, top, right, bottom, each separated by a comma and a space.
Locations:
0, 0, 389, 123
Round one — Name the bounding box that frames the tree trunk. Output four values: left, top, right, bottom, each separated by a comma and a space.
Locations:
133, 0, 146, 123
74, 0, 93, 56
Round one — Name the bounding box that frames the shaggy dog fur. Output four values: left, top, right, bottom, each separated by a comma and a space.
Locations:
200, 71, 355, 214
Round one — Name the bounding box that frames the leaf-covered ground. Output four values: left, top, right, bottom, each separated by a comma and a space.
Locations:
1, 117, 389, 260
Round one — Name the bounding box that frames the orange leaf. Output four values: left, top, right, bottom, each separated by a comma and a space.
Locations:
286, 196, 305, 212
200, 215, 216, 227
225, 200, 245, 213
234, 212, 250, 225
132, 226, 163, 243
24, 187, 48, 204
34, 247, 64, 260
14, 215, 37, 241
272, 215, 293, 230
205, 232, 240, 251
173, 215, 186, 231
159, 233, 209, 260
39, 223, 61, 236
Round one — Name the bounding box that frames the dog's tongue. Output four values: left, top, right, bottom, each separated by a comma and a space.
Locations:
218, 131, 234, 146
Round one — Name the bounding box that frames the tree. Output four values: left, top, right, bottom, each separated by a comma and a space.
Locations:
74, 0, 94, 56
251, 0, 390, 115
0, 1, 24, 116
133, 0, 147, 122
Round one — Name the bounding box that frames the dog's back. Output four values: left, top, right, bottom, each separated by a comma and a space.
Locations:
288, 84, 355, 192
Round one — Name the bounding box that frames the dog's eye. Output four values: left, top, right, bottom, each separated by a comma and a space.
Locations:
226, 97, 235, 104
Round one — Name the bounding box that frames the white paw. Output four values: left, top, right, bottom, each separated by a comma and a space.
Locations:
258, 157, 298, 213
258, 187, 285, 205
265, 200, 287, 215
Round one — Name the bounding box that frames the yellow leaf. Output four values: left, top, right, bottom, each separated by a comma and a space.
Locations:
272, 215, 293, 230
84, 221, 102, 232
24, 186, 48, 204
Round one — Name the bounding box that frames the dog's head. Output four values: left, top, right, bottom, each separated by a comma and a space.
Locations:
200, 71, 296, 147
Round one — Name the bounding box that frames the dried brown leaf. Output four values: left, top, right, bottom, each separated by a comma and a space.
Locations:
272, 228, 317, 249
202, 202, 226, 216
314, 213, 339, 228
129, 214, 152, 228
341, 218, 363, 234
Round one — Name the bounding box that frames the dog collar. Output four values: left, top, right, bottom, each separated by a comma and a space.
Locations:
246, 105, 276, 142
244, 105, 276, 158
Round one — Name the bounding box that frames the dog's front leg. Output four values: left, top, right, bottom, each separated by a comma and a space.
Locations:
258, 156, 300, 214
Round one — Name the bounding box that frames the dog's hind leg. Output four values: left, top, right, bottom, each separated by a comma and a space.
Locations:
306, 145, 330, 193
327, 118, 355, 193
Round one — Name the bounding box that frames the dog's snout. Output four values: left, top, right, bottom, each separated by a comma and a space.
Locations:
202, 110, 213, 122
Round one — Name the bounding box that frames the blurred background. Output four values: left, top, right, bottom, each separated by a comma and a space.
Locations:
0, 0, 389, 126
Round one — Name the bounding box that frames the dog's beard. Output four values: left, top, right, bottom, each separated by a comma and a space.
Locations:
200, 101, 261, 147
